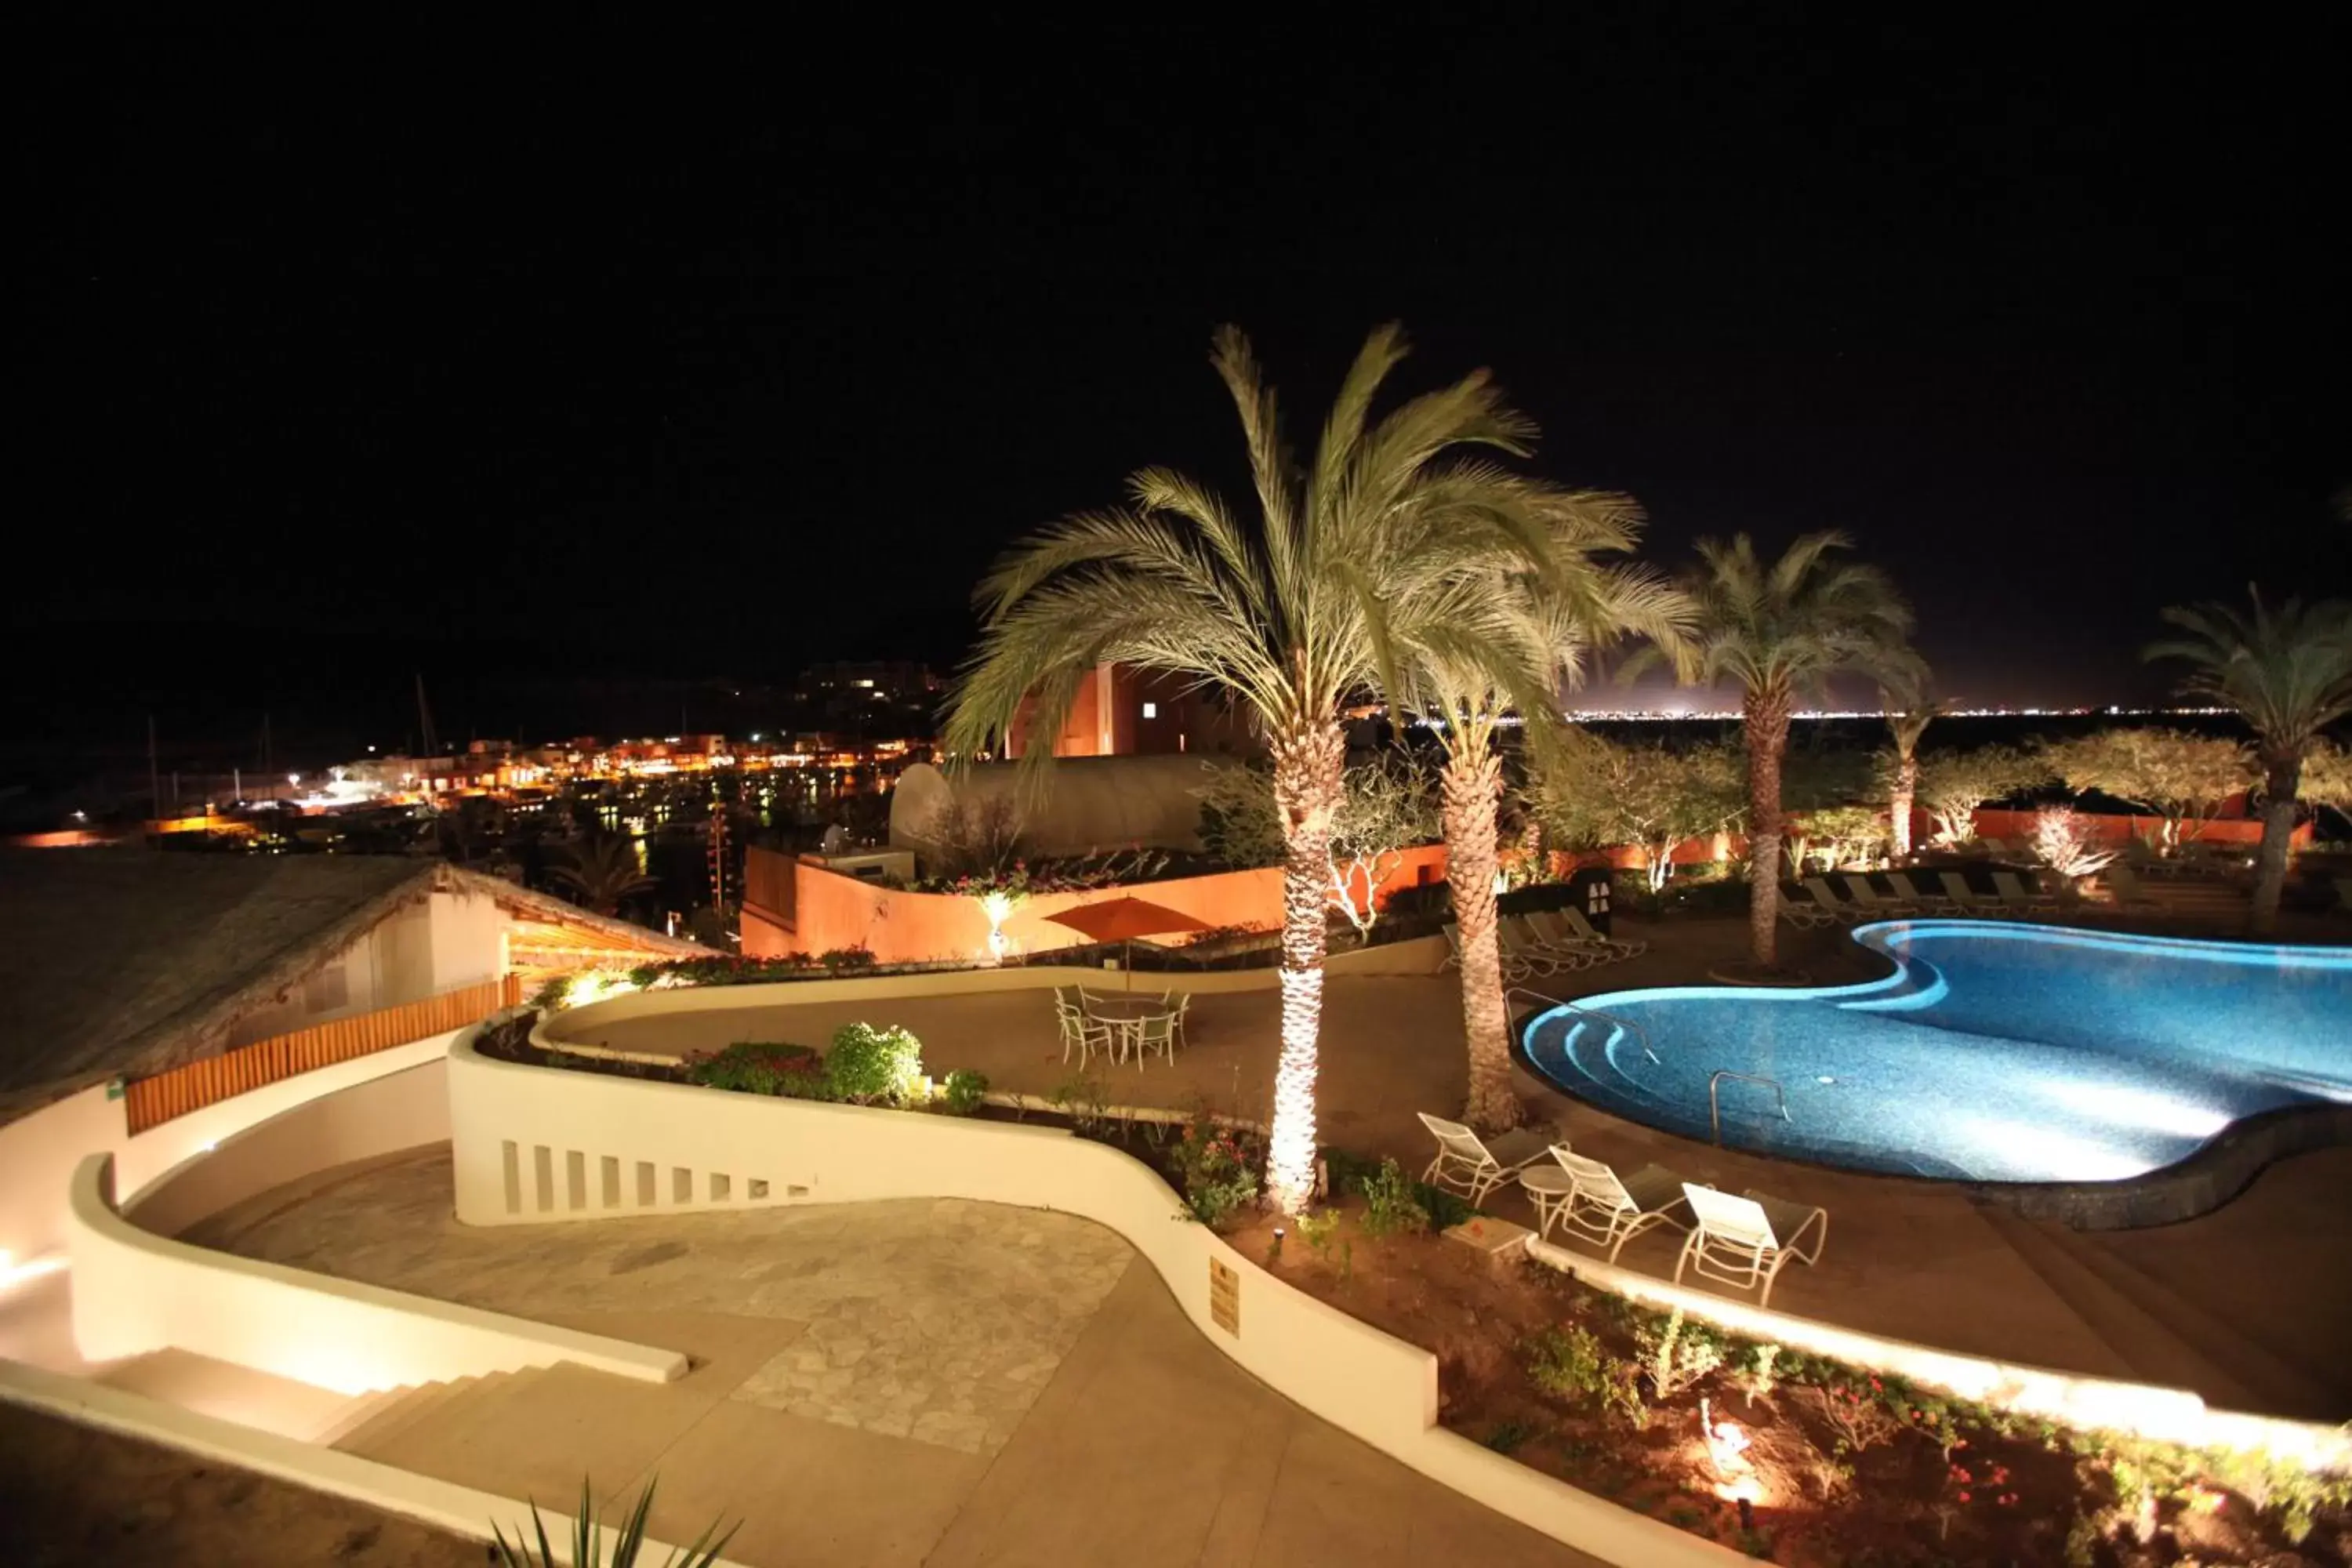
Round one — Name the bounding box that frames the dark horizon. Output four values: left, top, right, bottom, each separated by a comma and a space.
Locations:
26, 16, 2349, 775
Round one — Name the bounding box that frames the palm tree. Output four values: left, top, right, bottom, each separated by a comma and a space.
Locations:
945, 324, 1570, 1211
1674, 533, 1920, 970
547, 834, 659, 917
1882, 694, 1941, 862
2145, 589, 2352, 932
1388, 506, 1693, 1130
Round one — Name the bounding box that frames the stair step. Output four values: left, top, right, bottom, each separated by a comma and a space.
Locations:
333, 1372, 482, 1454
2067, 1238, 2335, 1420
308, 1384, 418, 1446
359, 1364, 561, 1465
1974, 1204, 2262, 1410
93, 1350, 354, 1442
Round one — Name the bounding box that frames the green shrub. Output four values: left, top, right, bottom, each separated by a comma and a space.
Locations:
825, 1022, 922, 1103
490, 1475, 733, 1568
942, 1069, 989, 1115
528, 975, 570, 1012
1294, 1208, 1351, 1279
1523, 1325, 1646, 1426
818, 945, 877, 973
1358, 1158, 1430, 1238
1635, 1305, 1726, 1399
1174, 1116, 1261, 1227
686, 1041, 821, 1094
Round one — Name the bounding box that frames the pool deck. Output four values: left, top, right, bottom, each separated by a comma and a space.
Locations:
561, 910, 2352, 1425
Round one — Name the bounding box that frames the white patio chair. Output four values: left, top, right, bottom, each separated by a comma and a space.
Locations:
1055, 998, 1114, 1068
1417, 1112, 1558, 1205
1537, 1151, 1694, 1261
1673, 1185, 1829, 1308
1558, 906, 1647, 960
1129, 1009, 1178, 1070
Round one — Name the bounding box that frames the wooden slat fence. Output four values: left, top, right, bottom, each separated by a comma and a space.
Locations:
124, 973, 522, 1135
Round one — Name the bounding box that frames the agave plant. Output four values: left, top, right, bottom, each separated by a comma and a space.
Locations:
490, 1476, 735, 1568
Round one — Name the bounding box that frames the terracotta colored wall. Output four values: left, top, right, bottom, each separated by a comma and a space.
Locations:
1550, 831, 1745, 877
754, 844, 1451, 966
1969, 807, 2307, 850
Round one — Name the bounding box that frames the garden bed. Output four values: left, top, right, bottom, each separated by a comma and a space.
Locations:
478, 1014, 2350, 1565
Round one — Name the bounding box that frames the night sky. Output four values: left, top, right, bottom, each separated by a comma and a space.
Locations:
29, 15, 2348, 771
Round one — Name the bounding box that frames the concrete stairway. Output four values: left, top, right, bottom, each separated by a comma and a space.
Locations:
92, 1350, 380, 1443
325, 1365, 551, 1459
1973, 1204, 2318, 1418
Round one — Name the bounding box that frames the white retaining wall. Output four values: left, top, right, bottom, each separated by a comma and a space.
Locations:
446, 1036, 1745, 1567
67, 1151, 685, 1395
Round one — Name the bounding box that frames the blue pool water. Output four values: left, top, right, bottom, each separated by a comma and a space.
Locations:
1522, 922, 2352, 1183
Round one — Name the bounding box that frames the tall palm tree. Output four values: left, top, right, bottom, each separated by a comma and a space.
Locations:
1882, 693, 1941, 862
945, 324, 1570, 1211
1675, 533, 1920, 970
548, 834, 659, 917
1388, 506, 1693, 1131
2145, 590, 2352, 932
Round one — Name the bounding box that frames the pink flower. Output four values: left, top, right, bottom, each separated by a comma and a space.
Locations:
1956, 1490, 1970, 1503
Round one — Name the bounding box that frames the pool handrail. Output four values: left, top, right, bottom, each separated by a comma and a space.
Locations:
1708, 1069, 1791, 1145
1514, 990, 1661, 1065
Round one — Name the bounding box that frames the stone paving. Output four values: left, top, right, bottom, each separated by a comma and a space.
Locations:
187, 1152, 1136, 1457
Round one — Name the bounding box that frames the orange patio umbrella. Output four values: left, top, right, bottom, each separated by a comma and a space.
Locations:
1040, 896, 1216, 989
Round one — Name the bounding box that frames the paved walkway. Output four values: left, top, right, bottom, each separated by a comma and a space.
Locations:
190, 1150, 1596, 1568
557, 913, 2352, 1421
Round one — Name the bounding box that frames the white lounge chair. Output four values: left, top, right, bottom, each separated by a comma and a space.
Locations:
1521, 910, 1614, 967
1559, 906, 1647, 960
1779, 884, 1842, 928
1674, 1185, 1829, 1308
1534, 1150, 1694, 1261
1497, 918, 1579, 977
1802, 877, 1863, 923
1886, 872, 1958, 916
1838, 874, 1918, 918
1990, 870, 2060, 916
1451, 921, 1545, 982
1938, 871, 2010, 917
2101, 863, 2161, 909
1417, 1112, 1559, 1205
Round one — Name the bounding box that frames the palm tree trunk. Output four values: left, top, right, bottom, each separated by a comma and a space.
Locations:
2249, 750, 2303, 935
1268, 721, 1347, 1214
1442, 741, 1521, 1132
1890, 753, 1918, 861
1744, 692, 1792, 969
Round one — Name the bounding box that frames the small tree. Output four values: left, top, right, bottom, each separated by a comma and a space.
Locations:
1196, 757, 1438, 935
1915, 745, 2049, 848
1326, 761, 1440, 938
1535, 735, 1746, 892
2302, 739, 2352, 811
1785, 804, 1888, 873
2038, 728, 2254, 849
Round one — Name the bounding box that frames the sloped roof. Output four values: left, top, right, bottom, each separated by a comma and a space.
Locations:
0, 848, 438, 1116
0, 849, 719, 1120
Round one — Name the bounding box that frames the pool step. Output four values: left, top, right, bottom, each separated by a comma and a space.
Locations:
2064, 1237, 2336, 1421
1973, 1205, 2269, 1414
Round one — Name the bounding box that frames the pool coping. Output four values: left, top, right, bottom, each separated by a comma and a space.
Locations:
1512, 922, 2352, 1230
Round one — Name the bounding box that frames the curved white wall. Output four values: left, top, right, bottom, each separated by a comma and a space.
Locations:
446, 1036, 1744, 1568
68, 1152, 685, 1395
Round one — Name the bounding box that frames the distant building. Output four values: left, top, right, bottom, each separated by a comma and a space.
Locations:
795, 662, 942, 731
1002, 663, 1254, 760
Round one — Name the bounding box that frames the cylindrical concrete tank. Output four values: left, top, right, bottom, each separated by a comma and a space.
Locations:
890, 755, 1247, 860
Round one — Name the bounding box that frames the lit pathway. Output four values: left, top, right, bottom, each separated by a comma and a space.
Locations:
188, 1149, 1599, 1568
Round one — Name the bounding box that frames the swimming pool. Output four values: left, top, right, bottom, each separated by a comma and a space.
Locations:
1521, 922, 2352, 1183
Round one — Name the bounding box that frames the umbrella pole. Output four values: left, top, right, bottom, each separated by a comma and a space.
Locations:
1124, 938, 1134, 991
